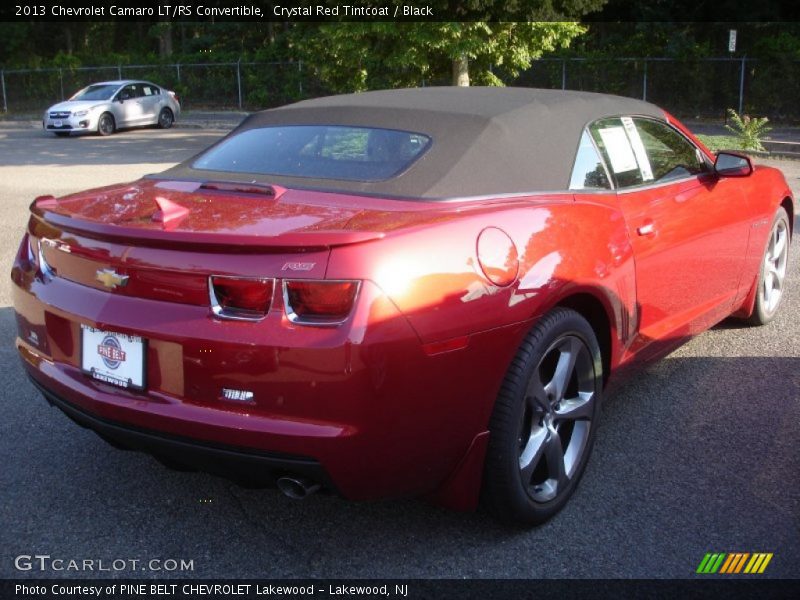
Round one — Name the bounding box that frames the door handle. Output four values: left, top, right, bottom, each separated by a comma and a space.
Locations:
637, 222, 656, 236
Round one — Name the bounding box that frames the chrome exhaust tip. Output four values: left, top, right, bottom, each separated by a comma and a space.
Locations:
276, 476, 321, 500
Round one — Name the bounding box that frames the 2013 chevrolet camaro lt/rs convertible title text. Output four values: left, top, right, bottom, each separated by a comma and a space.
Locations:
11, 88, 794, 524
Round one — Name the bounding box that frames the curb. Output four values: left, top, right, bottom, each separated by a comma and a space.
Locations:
0, 110, 247, 131
0, 119, 241, 131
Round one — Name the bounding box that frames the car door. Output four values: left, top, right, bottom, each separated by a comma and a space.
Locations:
589, 116, 751, 357
113, 84, 144, 127
139, 84, 162, 124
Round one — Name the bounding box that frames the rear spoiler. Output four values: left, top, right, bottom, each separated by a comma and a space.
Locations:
29, 204, 384, 252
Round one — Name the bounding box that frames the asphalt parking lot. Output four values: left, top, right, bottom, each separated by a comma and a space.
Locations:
0, 122, 798, 579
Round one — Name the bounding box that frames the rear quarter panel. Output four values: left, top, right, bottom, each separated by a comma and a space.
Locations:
326, 194, 637, 367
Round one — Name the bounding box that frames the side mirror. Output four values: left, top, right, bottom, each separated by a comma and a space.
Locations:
715, 151, 753, 178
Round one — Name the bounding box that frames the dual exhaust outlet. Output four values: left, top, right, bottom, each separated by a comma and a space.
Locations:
276, 475, 321, 500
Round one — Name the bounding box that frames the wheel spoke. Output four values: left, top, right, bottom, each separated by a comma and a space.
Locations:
764, 271, 774, 295
545, 337, 580, 402
773, 229, 787, 259
519, 425, 548, 483
544, 428, 568, 488
525, 370, 548, 411
769, 264, 783, 288
554, 391, 594, 422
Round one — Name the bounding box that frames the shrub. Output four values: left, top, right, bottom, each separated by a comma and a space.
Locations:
724, 108, 772, 151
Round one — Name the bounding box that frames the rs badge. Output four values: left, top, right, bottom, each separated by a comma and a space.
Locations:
282, 262, 316, 271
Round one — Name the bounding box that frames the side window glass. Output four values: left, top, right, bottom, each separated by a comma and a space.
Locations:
569, 130, 611, 190
589, 117, 644, 188
118, 85, 136, 100
633, 119, 707, 182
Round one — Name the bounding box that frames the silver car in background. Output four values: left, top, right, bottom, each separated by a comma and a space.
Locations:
43, 80, 181, 137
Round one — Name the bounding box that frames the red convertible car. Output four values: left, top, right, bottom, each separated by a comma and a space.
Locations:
11, 88, 794, 524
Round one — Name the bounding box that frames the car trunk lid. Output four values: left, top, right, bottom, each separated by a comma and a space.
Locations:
31, 178, 387, 252
28, 179, 380, 306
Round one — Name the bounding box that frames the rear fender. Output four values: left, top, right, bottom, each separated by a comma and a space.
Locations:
328, 197, 636, 365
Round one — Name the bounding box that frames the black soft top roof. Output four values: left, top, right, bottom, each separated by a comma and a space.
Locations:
162, 87, 667, 199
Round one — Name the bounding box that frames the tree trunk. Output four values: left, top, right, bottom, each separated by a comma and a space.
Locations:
179, 22, 187, 54
158, 20, 173, 58
64, 26, 73, 55
452, 55, 469, 86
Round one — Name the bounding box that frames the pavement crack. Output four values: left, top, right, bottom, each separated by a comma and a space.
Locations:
223, 484, 306, 574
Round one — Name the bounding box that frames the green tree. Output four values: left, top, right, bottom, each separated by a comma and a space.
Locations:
294, 20, 595, 92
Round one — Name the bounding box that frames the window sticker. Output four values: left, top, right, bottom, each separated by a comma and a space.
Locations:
621, 117, 654, 181
598, 126, 638, 174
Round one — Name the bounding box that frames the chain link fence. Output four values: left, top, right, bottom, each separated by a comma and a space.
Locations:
0, 61, 308, 113
515, 57, 800, 121
1, 57, 798, 120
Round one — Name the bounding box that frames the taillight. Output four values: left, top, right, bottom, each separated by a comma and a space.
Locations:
209, 276, 275, 321
283, 280, 360, 325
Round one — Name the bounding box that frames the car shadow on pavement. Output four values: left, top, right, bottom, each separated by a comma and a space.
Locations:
1, 305, 798, 578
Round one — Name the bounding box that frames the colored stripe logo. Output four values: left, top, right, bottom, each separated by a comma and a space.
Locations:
696, 552, 773, 574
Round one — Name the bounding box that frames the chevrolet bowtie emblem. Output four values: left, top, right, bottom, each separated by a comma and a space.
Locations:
96, 269, 129, 289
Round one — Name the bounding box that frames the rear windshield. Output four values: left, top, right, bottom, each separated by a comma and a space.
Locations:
70, 84, 119, 101
192, 125, 431, 182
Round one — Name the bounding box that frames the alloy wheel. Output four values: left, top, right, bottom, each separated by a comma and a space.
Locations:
159, 109, 173, 129
98, 114, 114, 136
518, 334, 596, 503
760, 218, 789, 316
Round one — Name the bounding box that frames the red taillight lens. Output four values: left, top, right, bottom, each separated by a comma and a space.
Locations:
209, 276, 274, 320
284, 280, 360, 324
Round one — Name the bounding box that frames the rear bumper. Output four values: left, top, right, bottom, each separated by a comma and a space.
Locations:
28, 373, 331, 488
13, 265, 524, 502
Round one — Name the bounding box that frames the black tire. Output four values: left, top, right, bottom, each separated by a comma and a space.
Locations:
746, 207, 791, 326
97, 112, 115, 136
157, 108, 174, 129
482, 308, 603, 526
53, 132, 70, 137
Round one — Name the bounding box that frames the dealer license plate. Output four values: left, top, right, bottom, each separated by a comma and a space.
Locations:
81, 326, 145, 389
